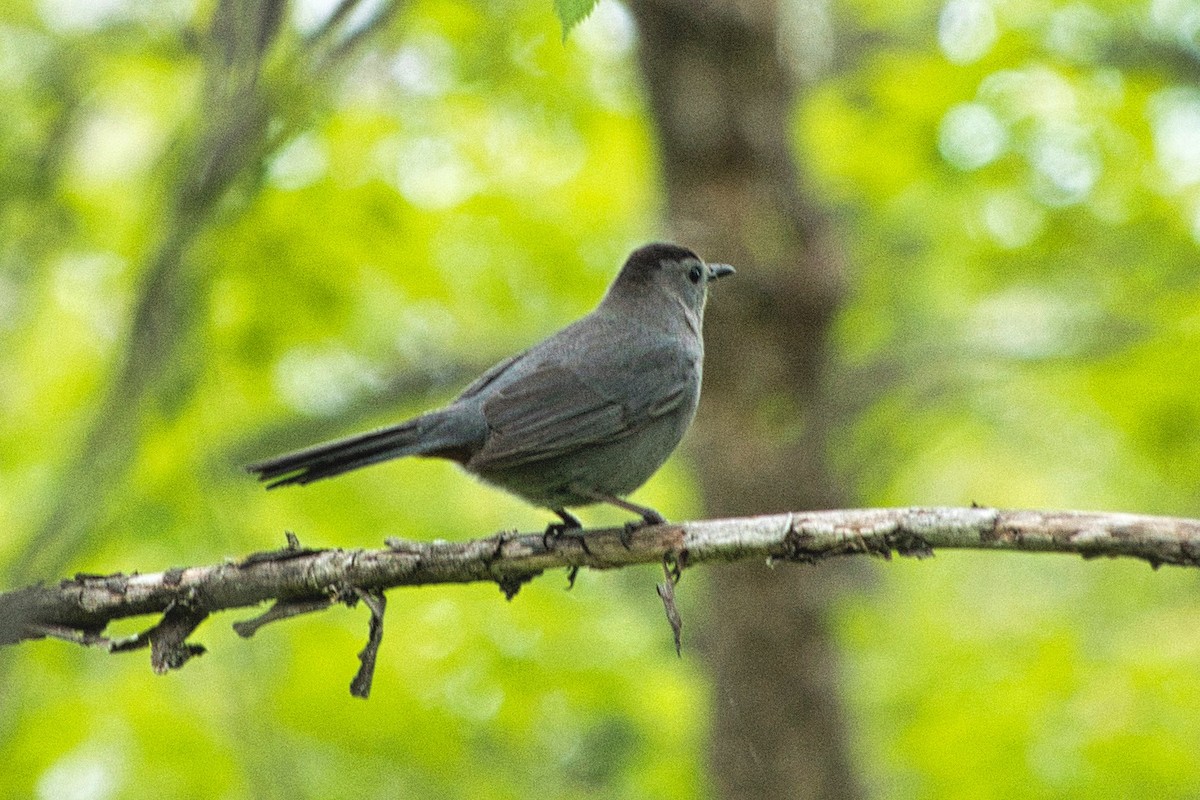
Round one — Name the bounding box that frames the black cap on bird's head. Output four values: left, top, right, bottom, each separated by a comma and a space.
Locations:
624, 243, 702, 273
607, 242, 735, 310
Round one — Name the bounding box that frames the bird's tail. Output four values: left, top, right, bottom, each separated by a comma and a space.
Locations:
247, 408, 475, 488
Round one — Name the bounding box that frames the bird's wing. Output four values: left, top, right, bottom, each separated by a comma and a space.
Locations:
468, 344, 693, 471
455, 352, 523, 401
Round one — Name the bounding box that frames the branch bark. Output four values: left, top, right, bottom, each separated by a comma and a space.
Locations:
2, 507, 1197, 695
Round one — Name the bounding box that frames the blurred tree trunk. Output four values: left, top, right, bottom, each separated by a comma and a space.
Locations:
629, 1, 865, 797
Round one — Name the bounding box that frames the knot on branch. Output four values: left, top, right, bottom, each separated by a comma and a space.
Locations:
111, 598, 209, 674
889, 530, 935, 559
495, 570, 540, 600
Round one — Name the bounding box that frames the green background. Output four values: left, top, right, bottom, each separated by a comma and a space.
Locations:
2, 0, 1200, 797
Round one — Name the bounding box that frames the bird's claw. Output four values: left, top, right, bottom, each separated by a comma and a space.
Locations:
642, 510, 667, 526
619, 509, 667, 548
543, 522, 582, 550
544, 508, 584, 550
620, 521, 637, 549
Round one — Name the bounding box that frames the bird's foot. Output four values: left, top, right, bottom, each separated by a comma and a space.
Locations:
569, 487, 667, 548
641, 509, 668, 526
543, 508, 583, 550
620, 509, 667, 549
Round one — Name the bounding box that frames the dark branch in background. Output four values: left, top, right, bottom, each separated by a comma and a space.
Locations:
2, 507, 1198, 698
10, 0, 404, 584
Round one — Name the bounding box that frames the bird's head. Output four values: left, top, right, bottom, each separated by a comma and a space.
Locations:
604, 242, 735, 322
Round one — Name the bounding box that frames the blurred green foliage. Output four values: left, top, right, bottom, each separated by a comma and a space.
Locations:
2, 0, 1200, 797
805, 0, 1200, 796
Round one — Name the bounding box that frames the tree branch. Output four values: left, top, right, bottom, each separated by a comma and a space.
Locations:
2, 507, 1197, 696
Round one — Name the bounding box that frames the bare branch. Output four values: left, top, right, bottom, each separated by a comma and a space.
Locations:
2, 507, 1198, 695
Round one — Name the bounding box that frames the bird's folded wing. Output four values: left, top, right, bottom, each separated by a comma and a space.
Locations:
469, 345, 691, 471
456, 352, 522, 401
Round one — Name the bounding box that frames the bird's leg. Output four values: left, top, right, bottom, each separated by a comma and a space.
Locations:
543, 507, 583, 550
550, 507, 583, 532
592, 492, 667, 526
545, 508, 592, 585
572, 489, 667, 549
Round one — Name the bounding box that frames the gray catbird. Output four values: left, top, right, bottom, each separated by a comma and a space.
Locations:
248, 242, 734, 531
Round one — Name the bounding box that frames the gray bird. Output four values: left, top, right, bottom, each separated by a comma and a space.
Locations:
248, 243, 734, 532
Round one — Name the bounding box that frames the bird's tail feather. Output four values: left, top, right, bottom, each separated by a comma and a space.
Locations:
247, 409, 472, 488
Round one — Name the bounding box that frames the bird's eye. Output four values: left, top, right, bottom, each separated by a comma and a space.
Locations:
687, 264, 703, 284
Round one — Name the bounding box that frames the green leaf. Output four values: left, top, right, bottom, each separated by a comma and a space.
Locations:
554, 0, 599, 39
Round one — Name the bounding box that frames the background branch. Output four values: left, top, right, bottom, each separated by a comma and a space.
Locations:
2, 507, 1197, 696
9, 0, 404, 585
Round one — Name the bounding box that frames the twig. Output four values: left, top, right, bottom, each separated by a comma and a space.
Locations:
350, 589, 387, 698
656, 553, 684, 656
232, 597, 333, 638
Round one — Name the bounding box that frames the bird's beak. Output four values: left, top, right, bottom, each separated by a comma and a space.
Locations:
707, 263, 736, 282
